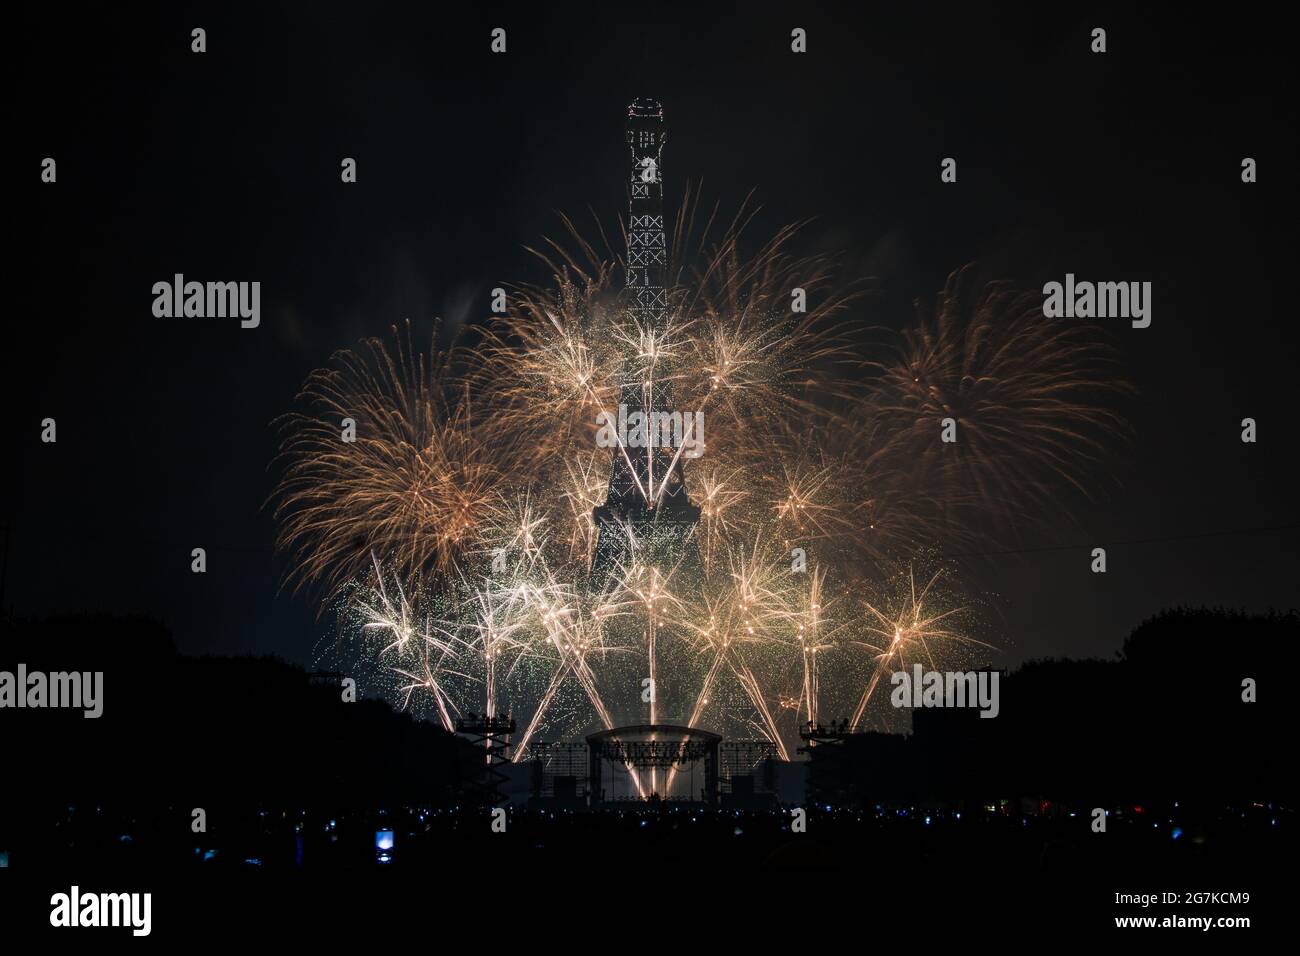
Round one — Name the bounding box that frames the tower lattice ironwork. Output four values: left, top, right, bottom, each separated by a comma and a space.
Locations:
455, 713, 516, 805
591, 98, 700, 581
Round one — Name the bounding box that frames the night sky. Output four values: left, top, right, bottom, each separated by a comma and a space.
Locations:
9, 2, 1297, 668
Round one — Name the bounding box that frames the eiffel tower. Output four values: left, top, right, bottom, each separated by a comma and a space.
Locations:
590, 98, 700, 581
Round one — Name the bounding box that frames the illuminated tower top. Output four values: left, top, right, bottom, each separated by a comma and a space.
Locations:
627, 97, 666, 163
591, 98, 699, 582
625, 98, 668, 330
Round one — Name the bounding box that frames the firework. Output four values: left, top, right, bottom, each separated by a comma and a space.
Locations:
271, 322, 533, 599
860, 265, 1129, 533
847, 562, 993, 731
270, 200, 1126, 768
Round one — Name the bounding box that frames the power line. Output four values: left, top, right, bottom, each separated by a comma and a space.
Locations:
941, 522, 1300, 560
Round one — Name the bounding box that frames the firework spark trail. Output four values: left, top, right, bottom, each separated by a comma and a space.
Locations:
693, 466, 749, 570
511, 601, 580, 760
558, 453, 607, 565
665, 614, 732, 795
623, 550, 696, 793
271, 321, 537, 599
513, 585, 629, 759
666, 536, 792, 789
791, 564, 833, 727
848, 566, 996, 730
356, 553, 469, 732
849, 667, 887, 735
546, 307, 653, 504
729, 661, 790, 761
511, 543, 651, 794
480, 507, 638, 762
485, 203, 863, 526
777, 561, 858, 730
391, 660, 458, 732
862, 266, 1129, 528
271, 194, 1128, 763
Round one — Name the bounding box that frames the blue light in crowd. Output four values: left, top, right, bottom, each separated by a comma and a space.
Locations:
1171, 827, 1184, 840
375, 829, 395, 851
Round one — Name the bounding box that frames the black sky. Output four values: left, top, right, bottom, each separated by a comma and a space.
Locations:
8, 2, 1297, 666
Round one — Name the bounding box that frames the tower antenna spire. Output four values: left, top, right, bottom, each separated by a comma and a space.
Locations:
590, 98, 700, 581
